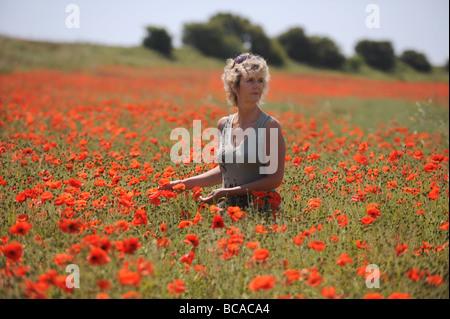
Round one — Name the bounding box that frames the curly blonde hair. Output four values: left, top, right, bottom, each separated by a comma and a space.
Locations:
221, 53, 271, 107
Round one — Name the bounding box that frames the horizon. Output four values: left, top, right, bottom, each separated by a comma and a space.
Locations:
0, 0, 448, 66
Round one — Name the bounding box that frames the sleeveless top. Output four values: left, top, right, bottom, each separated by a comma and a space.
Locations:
216, 110, 282, 213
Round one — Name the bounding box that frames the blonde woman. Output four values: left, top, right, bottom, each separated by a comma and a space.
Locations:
162, 53, 285, 215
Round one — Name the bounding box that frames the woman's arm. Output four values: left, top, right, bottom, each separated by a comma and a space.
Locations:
160, 164, 222, 190
182, 165, 222, 190
200, 118, 286, 203
161, 116, 227, 191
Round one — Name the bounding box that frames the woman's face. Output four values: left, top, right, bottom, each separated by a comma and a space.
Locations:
237, 74, 264, 104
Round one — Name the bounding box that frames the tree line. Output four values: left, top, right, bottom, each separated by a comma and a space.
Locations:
142, 13, 447, 73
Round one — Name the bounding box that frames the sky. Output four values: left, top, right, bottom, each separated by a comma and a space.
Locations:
0, 0, 448, 65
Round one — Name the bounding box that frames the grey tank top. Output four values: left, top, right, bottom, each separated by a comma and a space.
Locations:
216, 111, 280, 212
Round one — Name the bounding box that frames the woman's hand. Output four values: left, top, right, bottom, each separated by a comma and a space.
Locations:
159, 179, 192, 191
199, 188, 228, 205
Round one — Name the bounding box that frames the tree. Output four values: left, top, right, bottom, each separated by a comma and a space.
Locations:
355, 40, 396, 71
247, 25, 285, 66
277, 27, 313, 64
209, 13, 252, 41
308, 36, 345, 69
278, 28, 345, 69
142, 26, 173, 57
400, 50, 432, 72
182, 23, 242, 59
182, 13, 286, 65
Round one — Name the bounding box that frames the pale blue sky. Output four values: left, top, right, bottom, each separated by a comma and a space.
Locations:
0, 0, 448, 65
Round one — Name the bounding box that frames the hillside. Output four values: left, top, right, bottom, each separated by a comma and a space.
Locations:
0, 35, 448, 83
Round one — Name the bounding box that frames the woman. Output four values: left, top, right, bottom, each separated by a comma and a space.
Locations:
162, 53, 285, 215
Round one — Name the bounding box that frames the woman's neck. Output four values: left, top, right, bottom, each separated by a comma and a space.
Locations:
235, 103, 261, 125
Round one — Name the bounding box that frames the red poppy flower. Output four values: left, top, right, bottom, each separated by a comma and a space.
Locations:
248, 275, 276, 291
167, 279, 186, 296
406, 269, 421, 282
158, 179, 170, 187
252, 191, 268, 198
427, 275, 443, 287
55, 275, 74, 294
40, 191, 54, 203
308, 240, 326, 251
366, 208, 381, 219
387, 292, 413, 299
212, 214, 225, 229
396, 243, 408, 256
117, 268, 141, 286
2, 242, 24, 262
356, 240, 367, 249
68, 178, 83, 188
428, 187, 440, 200
178, 220, 193, 229
132, 208, 148, 226
136, 257, 154, 276
283, 269, 300, 283
157, 237, 170, 248
193, 212, 203, 225
87, 247, 110, 266
361, 216, 375, 226
246, 241, 259, 249
252, 248, 270, 261
255, 225, 268, 233
293, 236, 304, 246
431, 154, 444, 162
16, 214, 29, 223
179, 250, 195, 265
99, 238, 111, 252
423, 163, 437, 173
321, 286, 340, 299
305, 269, 322, 287
336, 253, 353, 266
97, 279, 111, 290
57, 219, 81, 234
307, 198, 322, 210
337, 215, 348, 227
172, 183, 185, 192
15, 192, 27, 203
9, 221, 33, 236
121, 237, 141, 254
54, 253, 73, 266
228, 206, 246, 222
209, 205, 223, 213
94, 179, 107, 187
183, 234, 199, 248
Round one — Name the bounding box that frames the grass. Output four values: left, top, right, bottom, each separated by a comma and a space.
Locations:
0, 35, 448, 300
0, 35, 224, 72
1, 34, 448, 83
267, 97, 449, 138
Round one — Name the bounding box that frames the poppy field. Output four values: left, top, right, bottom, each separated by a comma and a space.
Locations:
0, 66, 448, 299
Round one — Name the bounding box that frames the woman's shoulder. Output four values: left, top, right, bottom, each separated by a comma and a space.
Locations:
262, 112, 282, 129
217, 113, 235, 131
217, 116, 227, 132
